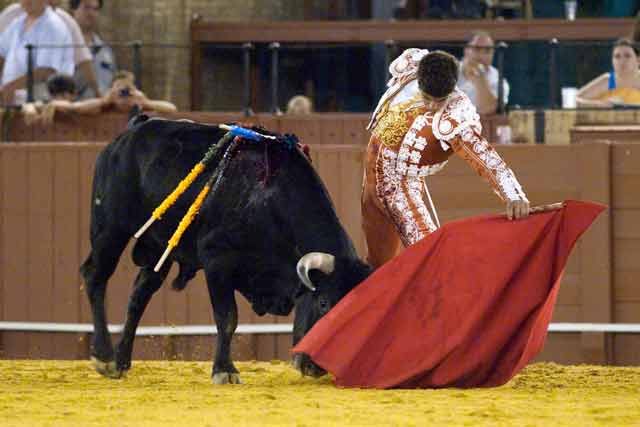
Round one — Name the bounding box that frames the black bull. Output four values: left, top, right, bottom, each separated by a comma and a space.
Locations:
80, 118, 372, 383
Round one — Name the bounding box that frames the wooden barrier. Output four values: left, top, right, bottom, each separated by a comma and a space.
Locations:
571, 125, 640, 145
1, 140, 637, 365
190, 19, 634, 44
0, 111, 506, 146
509, 110, 640, 145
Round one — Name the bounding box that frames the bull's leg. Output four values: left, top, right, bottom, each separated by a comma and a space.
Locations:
204, 269, 240, 385
113, 264, 171, 377
80, 231, 129, 378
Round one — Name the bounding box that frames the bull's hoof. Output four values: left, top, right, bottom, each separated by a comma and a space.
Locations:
212, 372, 242, 385
293, 354, 327, 378
91, 356, 125, 379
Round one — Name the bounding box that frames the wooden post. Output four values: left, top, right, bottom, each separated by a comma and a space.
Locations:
577, 141, 613, 364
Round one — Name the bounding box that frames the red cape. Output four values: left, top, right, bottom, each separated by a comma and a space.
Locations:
293, 200, 605, 389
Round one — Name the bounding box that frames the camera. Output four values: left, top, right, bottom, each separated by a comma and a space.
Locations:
119, 87, 131, 97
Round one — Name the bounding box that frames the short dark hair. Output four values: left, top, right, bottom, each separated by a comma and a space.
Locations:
417, 50, 459, 100
69, 0, 103, 11
46, 74, 76, 97
614, 38, 639, 56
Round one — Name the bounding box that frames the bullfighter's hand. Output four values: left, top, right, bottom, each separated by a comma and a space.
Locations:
506, 200, 530, 220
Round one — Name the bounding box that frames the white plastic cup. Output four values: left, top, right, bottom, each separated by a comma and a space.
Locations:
562, 87, 578, 109
564, 1, 577, 21
496, 125, 512, 145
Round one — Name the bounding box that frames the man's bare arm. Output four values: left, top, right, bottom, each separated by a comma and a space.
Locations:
1, 67, 57, 103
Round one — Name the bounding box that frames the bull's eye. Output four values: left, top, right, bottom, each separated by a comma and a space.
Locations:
318, 296, 330, 314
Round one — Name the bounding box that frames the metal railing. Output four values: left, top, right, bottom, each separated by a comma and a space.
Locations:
15, 39, 639, 116
1, 321, 640, 336
20, 41, 190, 102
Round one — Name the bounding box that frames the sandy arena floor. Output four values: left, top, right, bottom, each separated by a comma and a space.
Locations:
0, 360, 639, 426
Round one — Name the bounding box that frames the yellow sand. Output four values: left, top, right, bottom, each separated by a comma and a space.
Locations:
1, 360, 639, 427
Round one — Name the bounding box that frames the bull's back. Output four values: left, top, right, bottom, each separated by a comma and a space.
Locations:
91, 119, 225, 236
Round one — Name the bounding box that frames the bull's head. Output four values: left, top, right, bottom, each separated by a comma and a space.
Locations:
292, 252, 372, 377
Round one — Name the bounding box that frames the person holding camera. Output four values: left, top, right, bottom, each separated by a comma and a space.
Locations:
48, 70, 177, 115
99, 70, 177, 113
36, 70, 177, 119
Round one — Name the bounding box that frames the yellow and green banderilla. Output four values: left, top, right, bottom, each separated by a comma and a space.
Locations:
135, 124, 275, 272
133, 131, 234, 239
134, 124, 274, 241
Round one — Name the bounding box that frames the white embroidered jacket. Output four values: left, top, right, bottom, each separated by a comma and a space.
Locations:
369, 81, 528, 203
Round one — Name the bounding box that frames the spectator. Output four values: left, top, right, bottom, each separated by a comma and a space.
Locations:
46, 72, 75, 100
70, 0, 116, 99
22, 72, 75, 124
457, 30, 509, 114
576, 38, 640, 108
0, 0, 99, 99
286, 95, 313, 115
50, 70, 177, 115
0, 0, 74, 104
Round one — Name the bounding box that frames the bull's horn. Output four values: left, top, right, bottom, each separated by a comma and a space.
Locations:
296, 252, 336, 292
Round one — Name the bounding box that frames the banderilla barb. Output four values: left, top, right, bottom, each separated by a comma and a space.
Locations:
134, 124, 274, 240
153, 135, 242, 272
150, 125, 274, 272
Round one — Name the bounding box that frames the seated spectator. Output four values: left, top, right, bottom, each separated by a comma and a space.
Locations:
47, 70, 177, 115
576, 38, 640, 108
286, 95, 313, 115
22, 73, 76, 124
0, 0, 74, 104
71, 0, 116, 99
0, 0, 98, 99
457, 30, 509, 114
46, 72, 76, 100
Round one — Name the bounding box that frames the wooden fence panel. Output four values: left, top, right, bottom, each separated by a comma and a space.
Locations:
1, 138, 638, 364
1, 146, 30, 357
27, 149, 56, 357
612, 143, 640, 365
52, 148, 83, 358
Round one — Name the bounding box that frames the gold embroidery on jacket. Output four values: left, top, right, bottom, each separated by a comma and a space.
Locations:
372, 96, 425, 149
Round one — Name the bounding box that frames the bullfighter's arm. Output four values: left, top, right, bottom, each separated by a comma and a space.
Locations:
448, 127, 528, 203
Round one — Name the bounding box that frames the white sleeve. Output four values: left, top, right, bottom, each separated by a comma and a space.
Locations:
0, 4, 23, 34
0, 26, 12, 58
502, 79, 510, 104
489, 68, 509, 105
35, 22, 74, 75
55, 8, 92, 64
